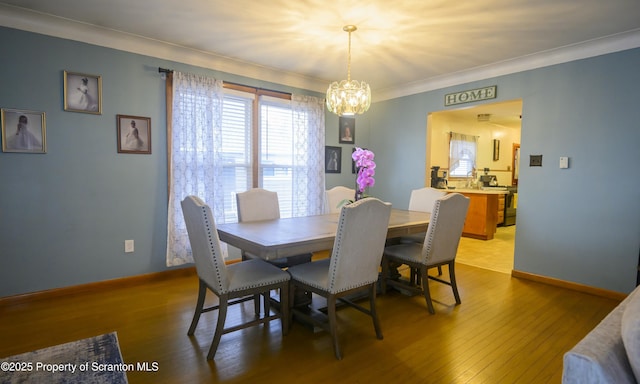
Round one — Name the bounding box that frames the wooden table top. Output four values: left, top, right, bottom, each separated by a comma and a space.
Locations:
217, 209, 430, 261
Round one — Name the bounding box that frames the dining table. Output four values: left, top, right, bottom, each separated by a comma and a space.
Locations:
216, 208, 431, 260
217, 208, 430, 329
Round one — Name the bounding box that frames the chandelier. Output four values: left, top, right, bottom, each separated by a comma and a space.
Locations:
326, 25, 371, 116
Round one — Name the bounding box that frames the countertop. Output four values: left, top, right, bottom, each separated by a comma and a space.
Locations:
444, 188, 509, 195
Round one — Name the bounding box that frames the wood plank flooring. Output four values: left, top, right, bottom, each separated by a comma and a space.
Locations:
0, 259, 620, 384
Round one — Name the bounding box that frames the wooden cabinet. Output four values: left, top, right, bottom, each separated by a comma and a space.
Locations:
497, 194, 505, 225
448, 190, 505, 240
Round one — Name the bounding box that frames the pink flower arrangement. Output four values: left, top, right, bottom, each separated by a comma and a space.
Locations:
352, 147, 376, 196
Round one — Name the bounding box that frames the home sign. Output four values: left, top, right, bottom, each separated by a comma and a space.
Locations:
444, 86, 497, 106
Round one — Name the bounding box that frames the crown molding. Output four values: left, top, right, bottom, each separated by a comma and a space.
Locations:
0, 4, 328, 93
374, 29, 640, 102
2, 4, 639, 102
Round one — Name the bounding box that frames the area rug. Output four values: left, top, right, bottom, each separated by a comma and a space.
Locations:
0, 332, 128, 384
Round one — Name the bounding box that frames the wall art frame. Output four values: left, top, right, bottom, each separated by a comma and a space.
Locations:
63, 70, 102, 114
1, 108, 46, 153
339, 116, 355, 144
117, 114, 151, 154
325, 146, 342, 173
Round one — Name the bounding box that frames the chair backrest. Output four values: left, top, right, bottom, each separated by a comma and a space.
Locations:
408, 187, 447, 213
236, 188, 280, 222
421, 193, 470, 265
181, 196, 229, 294
324, 186, 356, 214
328, 198, 392, 293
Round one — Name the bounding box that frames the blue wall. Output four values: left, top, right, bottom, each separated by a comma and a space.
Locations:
0, 27, 330, 297
362, 48, 640, 294
1, 26, 638, 297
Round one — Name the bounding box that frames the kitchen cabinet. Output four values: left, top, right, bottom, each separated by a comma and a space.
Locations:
497, 194, 505, 225
447, 189, 508, 240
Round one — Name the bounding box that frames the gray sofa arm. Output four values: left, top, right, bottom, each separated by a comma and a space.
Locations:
562, 289, 638, 384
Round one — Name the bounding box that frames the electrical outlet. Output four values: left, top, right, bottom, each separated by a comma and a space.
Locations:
125, 240, 134, 253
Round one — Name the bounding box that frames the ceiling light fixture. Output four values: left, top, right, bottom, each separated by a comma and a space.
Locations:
326, 25, 371, 116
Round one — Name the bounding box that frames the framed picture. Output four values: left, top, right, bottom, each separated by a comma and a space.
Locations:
117, 115, 151, 154
63, 71, 102, 114
325, 146, 341, 173
339, 116, 355, 144
493, 139, 500, 161
352, 147, 357, 174
1, 108, 46, 153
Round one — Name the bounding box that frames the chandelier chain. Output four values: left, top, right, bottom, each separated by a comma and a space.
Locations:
347, 29, 352, 82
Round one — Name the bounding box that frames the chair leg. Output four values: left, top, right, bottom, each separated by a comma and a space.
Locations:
188, 280, 207, 335
380, 256, 388, 294
415, 267, 421, 286
437, 265, 443, 276
449, 261, 461, 305
253, 294, 261, 317
327, 295, 342, 360
420, 266, 435, 315
369, 284, 383, 340
207, 294, 228, 360
263, 292, 271, 316
288, 282, 295, 331
242, 252, 261, 316
280, 283, 289, 336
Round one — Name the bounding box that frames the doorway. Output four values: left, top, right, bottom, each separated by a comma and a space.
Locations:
426, 99, 522, 273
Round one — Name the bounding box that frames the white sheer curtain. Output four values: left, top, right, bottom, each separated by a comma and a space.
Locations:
165, 79, 326, 266
449, 132, 479, 177
166, 71, 224, 266
291, 94, 326, 217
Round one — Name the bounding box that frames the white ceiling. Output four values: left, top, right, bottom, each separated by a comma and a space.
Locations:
1, 0, 640, 105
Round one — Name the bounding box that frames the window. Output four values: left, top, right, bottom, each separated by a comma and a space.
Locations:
220, 92, 253, 222
167, 71, 325, 266
259, 96, 295, 217
219, 91, 299, 219
449, 132, 478, 177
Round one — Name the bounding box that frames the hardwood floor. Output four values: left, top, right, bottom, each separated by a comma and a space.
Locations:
0, 260, 620, 384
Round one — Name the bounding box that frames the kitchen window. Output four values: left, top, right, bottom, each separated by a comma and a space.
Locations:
449, 132, 478, 178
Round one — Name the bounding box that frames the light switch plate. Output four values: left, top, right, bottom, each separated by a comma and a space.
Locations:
125, 240, 134, 253
559, 156, 569, 169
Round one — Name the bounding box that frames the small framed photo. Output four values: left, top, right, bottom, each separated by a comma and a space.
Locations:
325, 146, 342, 173
352, 147, 357, 174
1, 108, 46, 153
64, 71, 102, 114
339, 116, 355, 144
493, 139, 500, 161
117, 115, 151, 154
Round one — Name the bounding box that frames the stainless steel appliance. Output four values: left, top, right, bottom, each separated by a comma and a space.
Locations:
430, 166, 448, 189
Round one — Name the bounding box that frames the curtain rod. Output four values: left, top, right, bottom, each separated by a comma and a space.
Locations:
157, 67, 290, 97
449, 131, 480, 138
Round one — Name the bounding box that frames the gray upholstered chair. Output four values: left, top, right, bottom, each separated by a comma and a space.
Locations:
287, 197, 392, 360
401, 187, 447, 243
401, 187, 447, 277
236, 188, 312, 268
236, 188, 313, 309
381, 193, 470, 314
181, 195, 290, 360
324, 186, 356, 213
